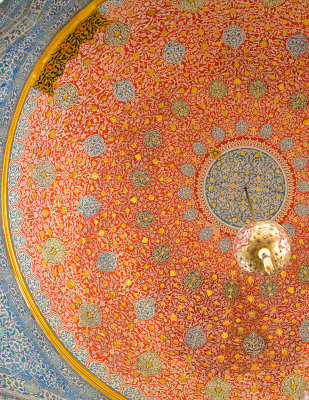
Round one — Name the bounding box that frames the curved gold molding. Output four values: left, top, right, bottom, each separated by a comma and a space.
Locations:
1, 1, 128, 399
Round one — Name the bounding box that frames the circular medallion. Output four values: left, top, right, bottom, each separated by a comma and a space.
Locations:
208, 80, 227, 100
104, 22, 130, 46
249, 79, 267, 99
79, 303, 102, 328
197, 143, 291, 230
32, 161, 57, 188
222, 281, 240, 300
152, 244, 170, 264
134, 298, 155, 320
260, 280, 278, 298
243, 332, 266, 356
143, 130, 162, 148
135, 210, 154, 229
178, 0, 204, 13
205, 378, 231, 400
54, 83, 78, 109
42, 238, 66, 265
136, 352, 161, 376
290, 92, 308, 110
281, 374, 307, 398
297, 265, 309, 283
184, 271, 203, 290
185, 326, 206, 349
130, 170, 150, 188
261, 0, 285, 7
171, 99, 190, 118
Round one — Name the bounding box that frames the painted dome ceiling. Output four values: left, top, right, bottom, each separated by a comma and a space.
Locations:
4, 0, 309, 399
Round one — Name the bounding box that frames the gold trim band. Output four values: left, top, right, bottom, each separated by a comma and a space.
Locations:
1, 1, 128, 399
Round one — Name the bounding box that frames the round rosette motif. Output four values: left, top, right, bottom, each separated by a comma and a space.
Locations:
261, 0, 285, 6
77, 195, 101, 218
135, 210, 154, 229
260, 280, 278, 298
297, 265, 309, 283
32, 161, 56, 188
162, 41, 185, 64
171, 99, 190, 118
137, 352, 161, 376
104, 22, 130, 46
208, 80, 227, 100
299, 319, 309, 342
222, 281, 240, 300
152, 244, 170, 264
281, 374, 307, 398
243, 332, 266, 356
143, 130, 162, 148
205, 378, 231, 400
222, 25, 246, 49
134, 298, 155, 320
184, 271, 203, 290
130, 170, 150, 188
54, 83, 78, 109
113, 80, 135, 102
287, 34, 309, 57
79, 303, 102, 328
96, 251, 118, 272
178, 0, 204, 13
249, 79, 267, 99
42, 238, 66, 265
290, 92, 308, 110
83, 135, 105, 157
185, 326, 206, 349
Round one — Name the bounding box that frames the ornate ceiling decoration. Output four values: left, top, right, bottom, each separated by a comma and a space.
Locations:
3, 0, 309, 399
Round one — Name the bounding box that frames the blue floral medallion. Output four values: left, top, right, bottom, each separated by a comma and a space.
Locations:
83, 135, 106, 157
96, 251, 118, 272
185, 326, 206, 349
113, 80, 135, 101
299, 319, 309, 342
222, 25, 246, 49
162, 41, 185, 64
198, 145, 288, 230
134, 298, 155, 320
286, 34, 309, 57
77, 195, 101, 218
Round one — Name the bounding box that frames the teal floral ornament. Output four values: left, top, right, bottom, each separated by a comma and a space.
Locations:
97, 251, 118, 272
209, 80, 227, 99
32, 161, 57, 188
205, 378, 231, 400
137, 352, 161, 376
295, 204, 309, 217
297, 181, 309, 193
222, 25, 246, 49
163, 41, 185, 64
185, 326, 206, 349
281, 374, 307, 398
280, 137, 293, 151
184, 208, 199, 221
104, 22, 130, 46
199, 226, 212, 241
83, 134, 106, 157
143, 129, 162, 148
180, 163, 196, 176
113, 80, 135, 101
290, 92, 308, 110
243, 332, 265, 356
287, 34, 309, 57
249, 79, 267, 99
130, 169, 150, 188
171, 99, 190, 117
299, 319, 309, 342
77, 195, 101, 217
178, 0, 204, 13
219, 237, 231, 252
134, 298, 155, 320
282, 223, 295, 237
